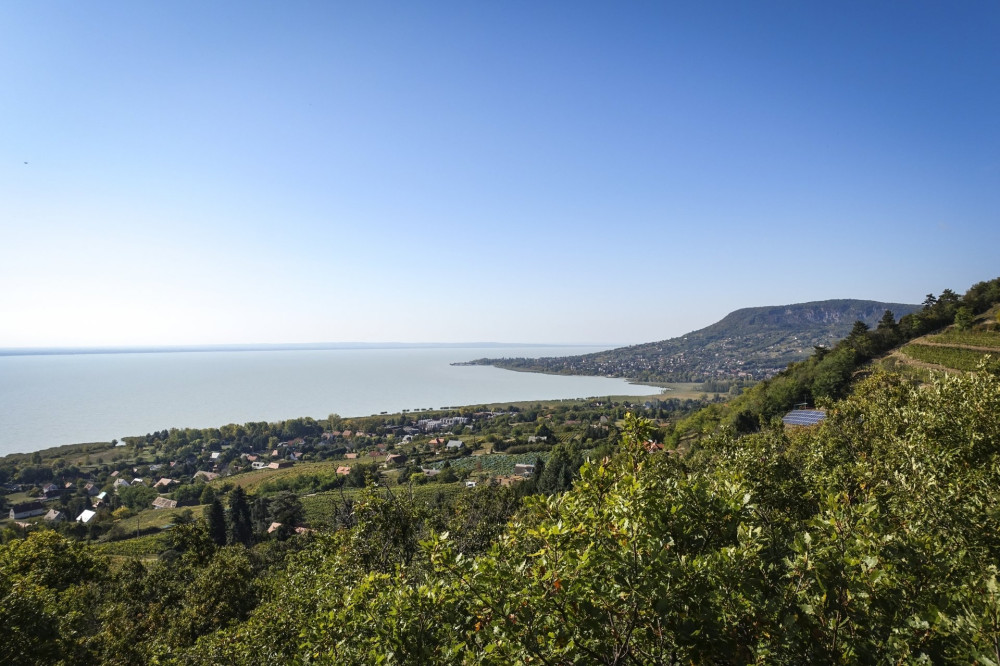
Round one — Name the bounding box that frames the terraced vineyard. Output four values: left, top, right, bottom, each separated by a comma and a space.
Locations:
900, 343, 996, 371
925, 328, 1000, 348
897, 315, 1000, 373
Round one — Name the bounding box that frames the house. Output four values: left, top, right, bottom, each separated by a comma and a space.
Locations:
194, 471, 220, 482
267, 522, 314, 535
336, 466, 352, 476
154, 477, 176, 490
43, 509, 66, 523
465, 480, 478, 488
422, 468, 441, 477
152, 497, 178, 510
114, 478, 131, 490
76, 509, 97, 523
527, 435, 548, 443
345, 452, 359, 459
446, 440, 464, 451
9, 501, 46, 520
130, 477, 147, 486
385, 453, 407, 466
110, 470, 120, 478
84, 482, 101, 496
513, 464, 536, 477
429, 437, 446, 448
251, 461, 269, 470
93, 491, 108, 507
210, 451, 221, 460
42, 482, 61, 497
268, 461, 293, 470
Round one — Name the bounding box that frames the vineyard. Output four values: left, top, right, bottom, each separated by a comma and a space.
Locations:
925, 328, 1000, 348
900, 343, 997, 372
92, 531, 172, 558
300, 483, 463, 524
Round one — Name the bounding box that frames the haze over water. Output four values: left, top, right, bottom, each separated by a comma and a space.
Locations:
0, 345, 659, 456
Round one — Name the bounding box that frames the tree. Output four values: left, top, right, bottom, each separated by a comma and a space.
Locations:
955, 306, 974, 331
118, 484, 158, 512
205, 499, 227, 547
199, 485, 217, 506
227, 486, 253, 546
268, 491, 304, 527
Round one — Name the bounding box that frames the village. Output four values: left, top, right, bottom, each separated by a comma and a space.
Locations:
0, 395, 700, 545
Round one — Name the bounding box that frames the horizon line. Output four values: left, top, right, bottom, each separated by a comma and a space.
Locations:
0, 341, 627, 358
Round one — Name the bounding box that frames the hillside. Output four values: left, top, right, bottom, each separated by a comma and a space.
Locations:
463, 299, 920, 382
882, 305, 1000, 376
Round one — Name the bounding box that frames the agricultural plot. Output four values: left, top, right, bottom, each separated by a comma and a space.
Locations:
92, 531, 172, 558
926, 329, 1000, 348
300, 483, 462, 524
900, 344, 997, 372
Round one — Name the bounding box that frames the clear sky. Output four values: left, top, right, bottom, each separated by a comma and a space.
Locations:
2, 2, 998, 347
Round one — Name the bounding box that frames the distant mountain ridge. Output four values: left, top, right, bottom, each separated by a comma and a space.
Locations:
463, 299, 921, 382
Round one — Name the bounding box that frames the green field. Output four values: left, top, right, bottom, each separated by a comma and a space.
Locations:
900, 343, 997, 372
92, 531, 173, 558
300, 483, 463, 524
925, 328, 1000, 348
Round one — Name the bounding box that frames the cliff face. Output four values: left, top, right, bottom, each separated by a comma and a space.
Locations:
468, 300, 922, 382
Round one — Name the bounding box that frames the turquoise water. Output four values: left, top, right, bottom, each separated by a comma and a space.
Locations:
0, 346, 658, 455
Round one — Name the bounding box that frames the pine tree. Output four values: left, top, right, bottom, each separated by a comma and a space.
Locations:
227, 486, 253, 546
205, 498, 227, 547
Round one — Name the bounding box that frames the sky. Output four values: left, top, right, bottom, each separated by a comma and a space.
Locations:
2, 2, 998, 347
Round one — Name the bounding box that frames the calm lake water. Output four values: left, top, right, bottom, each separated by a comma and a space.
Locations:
0, 346, 659, 456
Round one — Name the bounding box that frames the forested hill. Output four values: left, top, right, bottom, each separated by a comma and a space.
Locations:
463, 299, 920, 382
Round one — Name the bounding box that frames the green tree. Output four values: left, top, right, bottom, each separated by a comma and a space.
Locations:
228, 486, 253, 546
205, 498, 227, 547
117, 484, 158, 512
955, 305, 974, 331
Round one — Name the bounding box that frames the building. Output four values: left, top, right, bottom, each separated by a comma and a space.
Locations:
513, 464, 536, 477
152, 497, 178, 510
43, 509, 66, 523
76, 509, 97, 523
385, 453, 408, 466
9, 501, 46, 520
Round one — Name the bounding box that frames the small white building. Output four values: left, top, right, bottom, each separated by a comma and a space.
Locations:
76, 509, 97, 524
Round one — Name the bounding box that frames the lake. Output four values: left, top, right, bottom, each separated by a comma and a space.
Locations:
0, 345, 660, 456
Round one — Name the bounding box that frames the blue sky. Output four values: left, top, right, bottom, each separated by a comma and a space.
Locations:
2, 2, 998, 347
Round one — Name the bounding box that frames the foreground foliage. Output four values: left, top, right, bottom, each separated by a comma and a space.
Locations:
4, 365, 1000, 664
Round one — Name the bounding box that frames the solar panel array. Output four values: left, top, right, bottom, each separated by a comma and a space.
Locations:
782, 409, 826, 426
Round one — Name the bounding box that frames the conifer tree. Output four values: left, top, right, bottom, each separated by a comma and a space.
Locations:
227, 486, 253, 546
205, 498, 227, 547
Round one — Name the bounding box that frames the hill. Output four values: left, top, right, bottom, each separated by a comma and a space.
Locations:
462, 299, 920, 382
